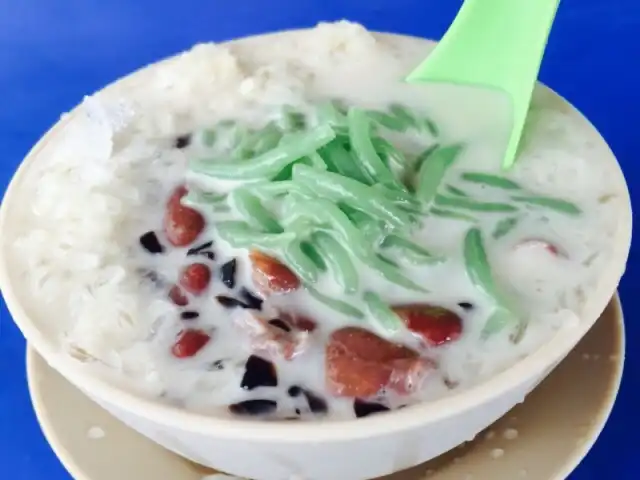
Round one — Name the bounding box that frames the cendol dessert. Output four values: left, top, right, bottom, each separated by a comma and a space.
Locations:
6, 22, 629, 421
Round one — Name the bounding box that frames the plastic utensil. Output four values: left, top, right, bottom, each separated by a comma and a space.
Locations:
406, 0, 561, 169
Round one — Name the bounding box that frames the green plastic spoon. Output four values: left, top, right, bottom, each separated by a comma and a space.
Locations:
406, 0, 561, 169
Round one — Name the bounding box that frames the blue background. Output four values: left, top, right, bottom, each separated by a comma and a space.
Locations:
0, 1, 638, 479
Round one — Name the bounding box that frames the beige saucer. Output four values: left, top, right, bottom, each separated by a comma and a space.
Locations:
27, 296, 624, 480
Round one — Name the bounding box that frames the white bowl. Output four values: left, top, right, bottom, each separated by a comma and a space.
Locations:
0, 29, 632, 480
26, 295, 625, 480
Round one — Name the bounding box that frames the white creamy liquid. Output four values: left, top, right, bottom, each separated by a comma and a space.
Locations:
6, 22, 629, 421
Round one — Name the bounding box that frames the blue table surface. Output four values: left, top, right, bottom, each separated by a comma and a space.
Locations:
1, 1, 639, 479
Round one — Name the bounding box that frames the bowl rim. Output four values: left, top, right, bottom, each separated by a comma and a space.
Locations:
0, 28, 633, 443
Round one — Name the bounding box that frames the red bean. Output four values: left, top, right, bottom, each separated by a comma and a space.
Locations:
325, 327, 421, 398
179, 263, 211, 295
171, 329, 211, 358
515, 238, 564, 257
164, 185, 205, 247
249, 250, 300, 295
392, 305, 463, 346
169, 285, 189, 306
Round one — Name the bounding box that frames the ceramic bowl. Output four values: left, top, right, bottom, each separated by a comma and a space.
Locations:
27, 295, 624, 480
0, 29, 632, 480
